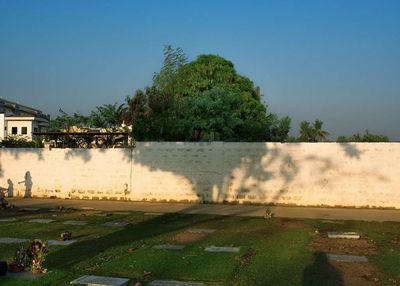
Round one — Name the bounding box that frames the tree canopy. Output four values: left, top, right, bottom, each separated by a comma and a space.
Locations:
122, 46, 291, 142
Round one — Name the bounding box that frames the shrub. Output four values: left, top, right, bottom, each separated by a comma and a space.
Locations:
0, 135, 38, 148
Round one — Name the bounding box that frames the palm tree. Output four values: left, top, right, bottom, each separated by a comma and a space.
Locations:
299, 121, 312, 142
89, 103, 126, 128
313, 119, 329, 142
298, 119, 329, 142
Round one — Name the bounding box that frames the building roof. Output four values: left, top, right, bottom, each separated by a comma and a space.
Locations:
0, 98, 50, 121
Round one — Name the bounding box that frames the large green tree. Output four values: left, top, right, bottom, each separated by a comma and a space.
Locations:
124, 46, 291, 142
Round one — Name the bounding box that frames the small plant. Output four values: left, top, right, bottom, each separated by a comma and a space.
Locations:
27, 239, 48, 274
264, 207, 274, 219
60, 231, 72, 241
8, 246, 27, 272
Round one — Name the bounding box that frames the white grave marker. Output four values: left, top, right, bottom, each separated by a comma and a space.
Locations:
29, 219, 56, 224
70, 275, 131, 286
153, 244, 185, 250
205, 246, 240, 253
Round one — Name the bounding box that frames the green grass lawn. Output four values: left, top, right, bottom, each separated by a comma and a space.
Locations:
0, 208, 399, 286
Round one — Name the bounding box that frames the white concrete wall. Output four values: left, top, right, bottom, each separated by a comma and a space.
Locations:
0, 114, 5, 140
0, 142, 399, 208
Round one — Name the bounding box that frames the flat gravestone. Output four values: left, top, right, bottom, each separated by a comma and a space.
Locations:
328, 254, 368, 263
0, 217, 17, 222
6, 270, 50, 280
327, 232, 360, 239
70, 275, 131, 286
153, 244, 185, 250
205, 246, 240, 253
187, 228, 216, 234
144, 212, 165, 216
29, 219, 56, 224
150, 280, 204, 286
49, 208, 69, 212
113, 212, 131, 215
48, 239, 77, 246
102, 221, 129, 228
321, 220, 345, 224
0, 237, 28, 244
19, 207, 40, 212
63, 220, 89, 226
85, 212, 111, 217
78, 207, 95, 210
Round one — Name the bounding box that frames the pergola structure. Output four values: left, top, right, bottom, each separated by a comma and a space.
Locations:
33, 132, 130, 148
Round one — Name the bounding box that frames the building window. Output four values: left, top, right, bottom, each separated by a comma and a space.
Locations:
11, 127, 17, 134
22, 127, 28, 135
34, 128, 38, 133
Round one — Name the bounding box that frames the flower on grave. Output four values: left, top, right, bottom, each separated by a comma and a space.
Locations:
264, 207, 274, 219
27, 239, 48, 274
60, 231, 72, 241
9, 245, 27, 271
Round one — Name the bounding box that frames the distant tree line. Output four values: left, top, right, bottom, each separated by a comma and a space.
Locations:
336, 130, 389, 142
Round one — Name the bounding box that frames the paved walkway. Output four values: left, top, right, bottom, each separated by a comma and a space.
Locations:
7, 198, 400, 222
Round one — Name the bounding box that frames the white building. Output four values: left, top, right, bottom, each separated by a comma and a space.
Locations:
0, 99, 50, 140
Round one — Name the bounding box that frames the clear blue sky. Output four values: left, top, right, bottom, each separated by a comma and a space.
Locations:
1, 0, 399, 140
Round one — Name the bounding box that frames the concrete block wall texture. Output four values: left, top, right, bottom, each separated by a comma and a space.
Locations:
0, 142, 399, 208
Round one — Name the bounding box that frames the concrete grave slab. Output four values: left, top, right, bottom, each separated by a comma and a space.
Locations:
102, 221, 129, 228
63, 220, 89, 226
112, 212, 131, 215
70, 275, 131, 286
321, 220, 345, 224
153, 244, 185, 250
0, 217, 17, 222
77, 207, 95, 211
328, 254, 369, 263
0, 237, 29, 244
6, 270, 50, 280
84, 212, 111, 217
144, 212, 165, 216
186, 228, 216, 234
205, 246, 240, 253
48, 239, 77, 246
150, 280, 204, 286
29, 219, 56, 224
327, 232, 360, 239
19, 207, 40, 212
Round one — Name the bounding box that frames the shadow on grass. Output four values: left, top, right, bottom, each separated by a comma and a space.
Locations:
302, 251, 344, 286
45, 212, 226, 270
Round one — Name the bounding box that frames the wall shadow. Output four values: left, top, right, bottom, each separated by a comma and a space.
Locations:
0, 148, 44, 180
46, 212, 227, 269
339, 143, 363, 159
131, 142, 337, 205
23, 171, 32, 198
63, 147, 133, 164
7, 179, 13, 197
